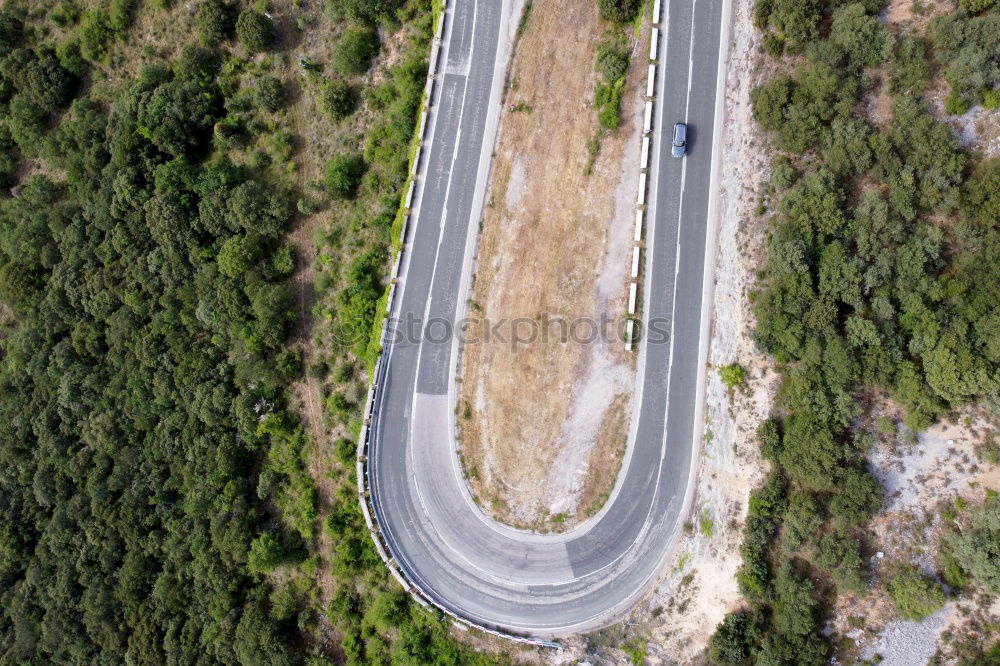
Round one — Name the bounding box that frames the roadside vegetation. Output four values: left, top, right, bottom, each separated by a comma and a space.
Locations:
588, 0, 640, 172
0, 0, 506, 663
709, 1, 1000, 664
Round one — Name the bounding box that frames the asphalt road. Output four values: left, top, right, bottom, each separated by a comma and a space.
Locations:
368, 0, 727, 636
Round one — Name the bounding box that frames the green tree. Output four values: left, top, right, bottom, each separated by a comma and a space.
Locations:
708, 611, 752, 666
829, 467, 883, 530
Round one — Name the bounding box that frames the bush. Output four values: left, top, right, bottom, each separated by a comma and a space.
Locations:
332, 26, 379, 76
829, 467, 883, 530
325, 153, 365, 198
983, 89, 1000, 110
886, 565, 946, 620
945, 91, 972, 116
763, 32, 785, 57
959, 0, 997, 14
889, 36, 930, 95
253, 76, 285, 111
719, 363, 747, 388
783, 490, 822, 549
0, 8, 23, 50
596, 37, 629, 82
318, 79, 357, 120
597, 0, 639, 23
197, 0, 234, 46
236, 9, 273, 54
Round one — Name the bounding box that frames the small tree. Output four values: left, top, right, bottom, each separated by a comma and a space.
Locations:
325, 153, 365, 198
948, 501, 1000, 594
236, 9, 273, 54
829, 3, 893, 69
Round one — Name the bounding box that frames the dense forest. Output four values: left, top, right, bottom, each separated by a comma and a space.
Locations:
0, 0, 502, 664
709, 1, 1000, 664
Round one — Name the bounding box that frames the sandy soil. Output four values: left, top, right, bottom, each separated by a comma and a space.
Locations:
457, 0, 641, 529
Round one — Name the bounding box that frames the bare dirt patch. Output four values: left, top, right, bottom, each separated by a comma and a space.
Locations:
458, 0, 641, 529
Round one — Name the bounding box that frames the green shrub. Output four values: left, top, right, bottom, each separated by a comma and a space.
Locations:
325, 153, 365, 198
763, 32, 785, 57
708, 611, 752, 666
889, 36, 929, 94
829, 467, 883, 530
0, 8, 24, 50
596, 37, 629, 82
983, 89, 1000, 110
326, 0, 399, 25
597, 0, 639, 23
830, 3, 894, 69
597, 78, 625, 130
247, 532, 286, 574
236, 9, 273, 54
719, 363, 747, 388
332, 26, 380, 76
319, 78, 357, 120
945, 91, 972, 116
816, 530, 868, 595
959, 0, 997, 14
253, 75, 285, 111
782, 490, 822, 549
886, 565, 946, 620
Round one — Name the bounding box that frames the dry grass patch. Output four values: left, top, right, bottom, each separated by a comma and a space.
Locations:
458, 0, 642, 530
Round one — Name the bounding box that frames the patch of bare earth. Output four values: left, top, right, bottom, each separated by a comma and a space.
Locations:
457, 0, 641, 530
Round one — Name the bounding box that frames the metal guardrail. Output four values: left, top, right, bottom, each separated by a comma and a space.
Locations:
626, 4, 662, 352
356, 0, 664, 646
353, 0, 562, 650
